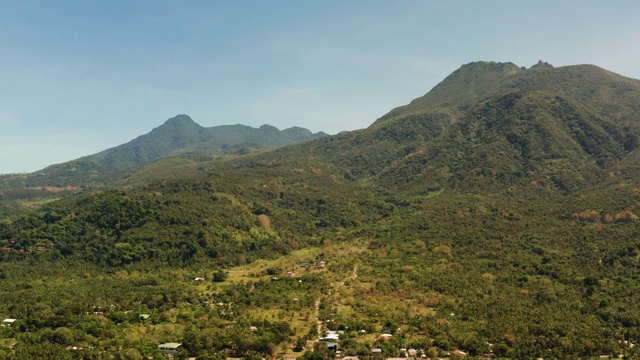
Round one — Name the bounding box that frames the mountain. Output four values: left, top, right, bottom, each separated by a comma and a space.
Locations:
3, 61, 640, 358
48, 114, 328, 173
298, 61, 640, 195
373, 61, 640, 128
373, 61, 523, 126
0, 116, 326, 217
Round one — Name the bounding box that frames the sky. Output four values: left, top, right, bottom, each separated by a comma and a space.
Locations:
1, 0, 639, 174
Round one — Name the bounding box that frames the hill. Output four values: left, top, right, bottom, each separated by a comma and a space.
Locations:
2, 61, 640, 358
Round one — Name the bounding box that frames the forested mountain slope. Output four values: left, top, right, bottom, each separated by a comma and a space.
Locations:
220, 62, 640, 198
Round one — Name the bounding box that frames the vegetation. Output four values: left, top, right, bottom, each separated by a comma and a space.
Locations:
1, 61, 640, 358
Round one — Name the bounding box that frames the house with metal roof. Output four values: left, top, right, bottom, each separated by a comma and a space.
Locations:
158, 342, 182, 355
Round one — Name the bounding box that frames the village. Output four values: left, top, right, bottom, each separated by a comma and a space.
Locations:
0, 255, 476, 359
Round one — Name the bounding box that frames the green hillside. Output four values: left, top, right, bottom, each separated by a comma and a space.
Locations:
2, 61, 640, 359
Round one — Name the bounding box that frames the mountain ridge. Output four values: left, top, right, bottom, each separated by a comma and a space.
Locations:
212, 61, 640, 199
66, 114, 328, 173
372, 61, 640, 129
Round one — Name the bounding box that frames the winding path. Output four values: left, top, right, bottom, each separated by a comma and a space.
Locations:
315, 297, 322, 337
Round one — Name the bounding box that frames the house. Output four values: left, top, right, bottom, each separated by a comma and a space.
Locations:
324, 333, 340, 341
158, 342, 182, 355
327, 342, 338, 352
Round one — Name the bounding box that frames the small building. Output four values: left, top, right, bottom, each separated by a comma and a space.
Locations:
376, 333, 393, 341
285, 271, 295, 276
2, 247, 10, 252
194, 277, 205, 281
324, 334, 340, 341
2, 319, 16, 326
317, 261, 326, 269
371, 348, 382, 355
327, 342, 338, 352
139, 314, 150, 320
158, 342, 182, 355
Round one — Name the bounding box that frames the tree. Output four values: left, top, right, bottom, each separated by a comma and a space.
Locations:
213, 271, 228, 282
51, 327, 74, 345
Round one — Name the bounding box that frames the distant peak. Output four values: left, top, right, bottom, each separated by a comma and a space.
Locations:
161, 114, 202, 129
259, 124, 280, 132
530, 60, 554, 69
458, 61, 522, 74
164, 114, 194, 125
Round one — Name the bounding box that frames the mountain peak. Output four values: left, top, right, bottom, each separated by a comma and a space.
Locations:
259, 124, 280, 132
162, 114, 202, 129
457, 61, 522, 74
530, 60, 554, 69
371, 61, 524, 126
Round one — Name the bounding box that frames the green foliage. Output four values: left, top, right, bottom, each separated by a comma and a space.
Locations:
212, 271, 228, 282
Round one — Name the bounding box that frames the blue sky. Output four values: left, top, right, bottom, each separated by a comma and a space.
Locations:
1, 0, 639, 173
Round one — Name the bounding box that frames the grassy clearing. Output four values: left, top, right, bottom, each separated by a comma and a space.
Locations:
17, 197, 61, 209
